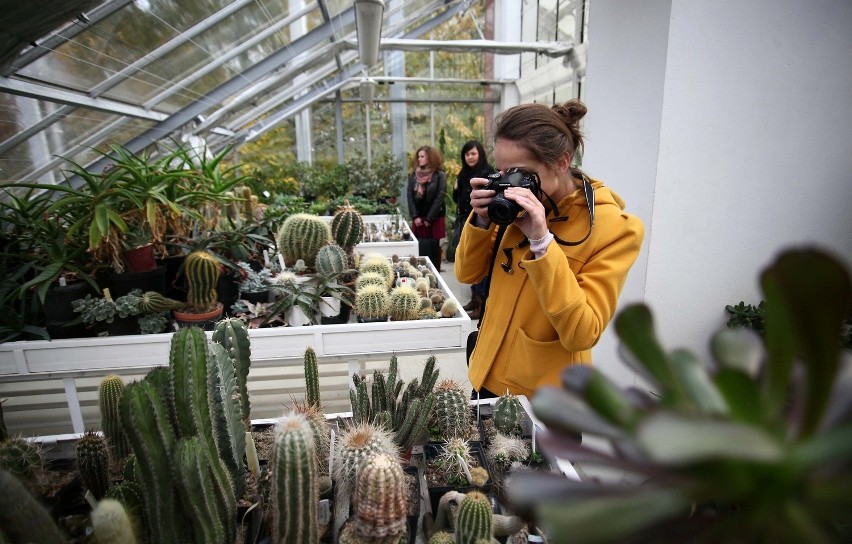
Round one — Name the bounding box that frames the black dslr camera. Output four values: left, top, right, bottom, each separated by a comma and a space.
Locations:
483, 169, 542, 225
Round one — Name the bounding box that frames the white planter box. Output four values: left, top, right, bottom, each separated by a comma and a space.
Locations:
321, 214, 419, 258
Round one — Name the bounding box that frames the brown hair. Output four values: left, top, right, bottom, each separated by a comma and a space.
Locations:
494, 99, 587, 172
413, 145, 444, 171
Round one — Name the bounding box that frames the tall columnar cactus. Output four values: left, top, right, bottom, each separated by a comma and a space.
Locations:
184, 250, 220, 312
316, 244, 350, 277
359, 256, 395, 288
292, 401, 332, 476
120, 379, 186, 544
355, 285, 390, 321
91, 498, 137, 544
271, 413, 319, 544
432, 379, 471, 440
0, 468, 66, 544
277, 213, 332, 268
76, 430, 111, 500
492, 392, 523, 435
303, 346, 321, 408
349, 453, 408, 543
99, 374, 130, 461
208, 342, 246, 498
456, 491, 493, 544
389, 285, 420, 321
212, 317, 252, 429
169, 327, 216, 447
174, 436, 236, 544
0, 437, 44, 481
331, 203, 364, 253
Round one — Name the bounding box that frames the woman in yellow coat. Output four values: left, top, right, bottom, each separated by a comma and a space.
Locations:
455, 99, 644, 398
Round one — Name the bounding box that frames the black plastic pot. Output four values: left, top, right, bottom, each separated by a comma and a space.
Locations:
44, 281, 98, 339
107, 266, 166, 298
423, 441, 494, 516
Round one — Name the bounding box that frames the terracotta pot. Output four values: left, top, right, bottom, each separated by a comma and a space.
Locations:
173, 303, 224, 331
123, 244, 157, 273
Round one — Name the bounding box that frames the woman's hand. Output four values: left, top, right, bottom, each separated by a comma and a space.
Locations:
503, 186, 548, 240
470, 177, 495, 226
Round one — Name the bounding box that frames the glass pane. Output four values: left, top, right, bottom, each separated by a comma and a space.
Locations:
557, 0, 579, 42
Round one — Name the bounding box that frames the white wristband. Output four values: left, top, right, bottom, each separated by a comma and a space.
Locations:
529, 232, 554, 259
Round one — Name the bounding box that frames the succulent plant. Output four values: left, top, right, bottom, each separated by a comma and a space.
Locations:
278, 213, 332, 268
345, 453, 408, 543
303, 346, 321, 408
0, 468, 66, 544
456, 490, 493, 544
485, 432, 529, 475
0, 436, 44, 482
440, 298, 459, 317
271, 412, 319, 544
207, 342, 247, 498
331, 203, 364, 253
212, 317, 252, 429
359, 255, 395, 288
432, 379, 472, 440
76, 429, 111, 500
492, 392, 523, 435
389, 285, 420, 321
91, 498, 137, 544
356, 271, 389, 291
355, 284, 390, 321
316, 243, 350, 277
184, 250, 221, 313
437, 437, 477, 486
292, 400, 332, 477
508, 248, 852, 544
99, 374, 130, 461
137, 290, 184, 313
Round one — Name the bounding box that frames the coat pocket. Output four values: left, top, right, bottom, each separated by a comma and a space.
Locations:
500, 327, 570, 392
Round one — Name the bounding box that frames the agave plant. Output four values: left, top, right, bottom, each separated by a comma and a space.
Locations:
508, 248, 852, 544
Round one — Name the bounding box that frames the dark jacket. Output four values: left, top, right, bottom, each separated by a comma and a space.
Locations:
406, 170, 447, 223
454, 163, 496, 221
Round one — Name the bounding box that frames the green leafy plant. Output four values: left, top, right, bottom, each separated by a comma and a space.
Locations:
509, 248, 852, 544
725, 300, 767, 335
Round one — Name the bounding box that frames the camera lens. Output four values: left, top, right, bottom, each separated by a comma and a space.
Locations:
488, 196, 520, 226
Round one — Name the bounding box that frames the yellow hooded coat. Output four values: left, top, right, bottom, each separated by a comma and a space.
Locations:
455, 179, 644, 397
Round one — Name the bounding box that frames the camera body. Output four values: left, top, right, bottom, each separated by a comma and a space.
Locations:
483, 169, 542, 225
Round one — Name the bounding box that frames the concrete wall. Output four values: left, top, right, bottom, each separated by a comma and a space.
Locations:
583, 0, 852, 385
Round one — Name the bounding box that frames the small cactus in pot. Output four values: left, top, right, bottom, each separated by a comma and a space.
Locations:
389, 285, 420, 321
277, 213, 332, 268
355, 285, 390, 322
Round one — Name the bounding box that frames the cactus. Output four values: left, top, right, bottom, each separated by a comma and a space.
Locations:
485, 432, 528, 474
493, 392, 523, 435
333, 422, 398, 490
120, 379, 187, 544
0, 468, 66, 544
105, 480, 145, 529
212, 317, 252, 429
278, 213, 332, 268
348, 453, 408, 543
359, 256, 395, 288
99, 374, 130, 461
76, 429, 111, 500
169, 327, 216, 449
456, 490, 493, 544
292, 401, 332, 476
0, 437, 44, 482
91, 498, 137, 544
331, 203, 364, 253
174, 436, 237, 544
355, 285, 390, 321
208, 342, 246, 498
440, 298, 458, 317
184, 250, 220, 313
428, 531, 456, 544
438, 437, 476, 486
418, 307, 439, 319
389, 285, 420, 321
303, 346, 321, 408
137, 291, 183, 313
271, 413, 319, 544
432, 379, 471, 440
356, 271, 389, 291
316, 244, 350, 277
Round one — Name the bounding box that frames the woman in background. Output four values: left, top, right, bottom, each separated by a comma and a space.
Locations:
453, 140, 496, 319
407, 145, 447, 271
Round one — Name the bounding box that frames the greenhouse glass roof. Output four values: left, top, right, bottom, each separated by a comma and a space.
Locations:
0, 0, 574, 184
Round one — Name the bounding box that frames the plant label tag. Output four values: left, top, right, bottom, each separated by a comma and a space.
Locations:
318, 499, 331, 525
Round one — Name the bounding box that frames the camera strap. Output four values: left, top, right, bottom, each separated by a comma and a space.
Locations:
548, 175, 595, 247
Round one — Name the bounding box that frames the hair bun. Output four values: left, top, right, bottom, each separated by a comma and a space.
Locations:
552, 99, 587, 128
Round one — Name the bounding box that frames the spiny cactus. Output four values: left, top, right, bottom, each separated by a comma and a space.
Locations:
359, 256, 395, 288
91, 498, 137, 544
438, 437, 476, 486
418, 307, 439, 319
137, 291, 183, 313
0, 437, 44, 482
456, 491, 493, 544
120, 379, 186, 544
271, 413, 319, 544
99, 374, 130, 461
292, 401, 332, 476
349, 453, 408, 543
184, 250, 220, 313
485, 432, 529, 474
278, 213, 332, 268
356, 271, 389, 291
389, 285, 420, 321
355, 285, 390, 321
316, 244, 350, 277
440, 299, 459, 317
432, 379, 471, 440
428, 531, 456, 544
208, 342, 247, 498
0, 468, 66, 544
76, 430, 111, 500
170, 327, 216, 445
212, 317, 252, 429
331, 203, 364, 253
105, 480, 145, 531
492, 392, 523, 435
303, 346, 321, 408
333, 422, 398, 490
